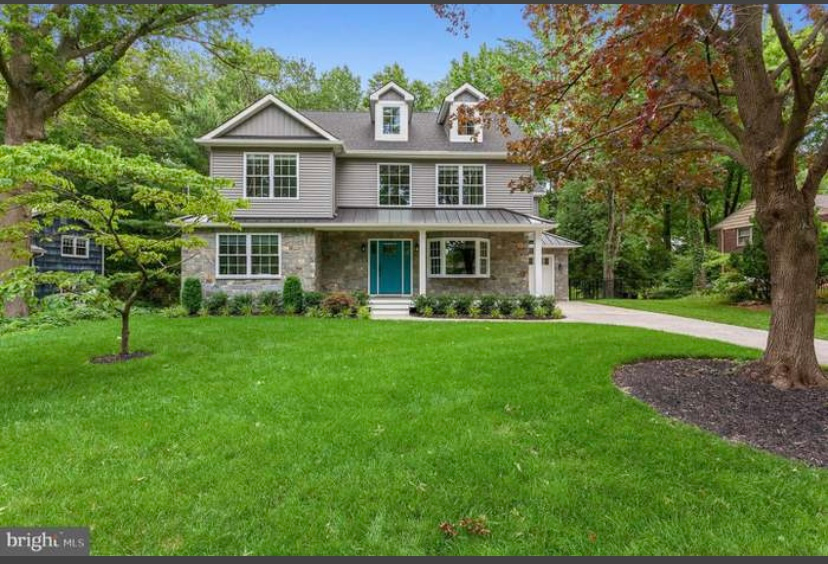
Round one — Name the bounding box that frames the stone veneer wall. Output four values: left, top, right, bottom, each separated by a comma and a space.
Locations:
318, 230, 531, 295
181, 228, 317, 295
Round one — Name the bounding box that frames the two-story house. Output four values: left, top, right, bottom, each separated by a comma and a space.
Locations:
182, 82, 579, 312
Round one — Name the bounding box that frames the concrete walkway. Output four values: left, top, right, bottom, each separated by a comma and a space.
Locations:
559, 301, 828, 364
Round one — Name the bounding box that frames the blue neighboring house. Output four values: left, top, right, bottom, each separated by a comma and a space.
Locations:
32, 218, 104, 295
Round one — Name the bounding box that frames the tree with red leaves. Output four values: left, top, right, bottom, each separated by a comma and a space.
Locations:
437, 4, 828, 389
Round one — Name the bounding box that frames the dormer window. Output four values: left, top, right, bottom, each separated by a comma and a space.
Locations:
382, 106, 401, 135
456, 105, 477, 137
438, 83, 488, 144
369, 82, 415, 142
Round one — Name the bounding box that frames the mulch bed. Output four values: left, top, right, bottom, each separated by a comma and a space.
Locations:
614, 359, 828, 467
91, 351, 153, 364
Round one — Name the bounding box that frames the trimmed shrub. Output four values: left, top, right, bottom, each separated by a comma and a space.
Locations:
229, 293, 255, 316
533, 306, 548, 319
539, 295, 557, 312
322, 291, 356, 317
304, 291, 324, 309
550, 306, 564, 319
356, 305, 371, 320
445, 305, 458, 318
469, 302, 482, 319
421, 305, 434, 318
204, 291, 228, 315
282, 276, 304, 313
414, 294, 435, 314
497, 296, 516, 316
257, 290, 282, 315
434, 295, 455, 315
453, 295, 473, 316
304, 306, 326, 318
490, 307, 502, 319
180, 277, 203, 315
479, 294, 498, 315
352, 290, 369, 307
162, 305, 189, 318
512, 306, 527, 319
517, 294, 539, 312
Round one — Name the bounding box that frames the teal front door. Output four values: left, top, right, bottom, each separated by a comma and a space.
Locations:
369, 240, 412, 295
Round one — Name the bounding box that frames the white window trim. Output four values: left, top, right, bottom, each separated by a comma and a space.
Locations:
736, 226, 752, 247
435, 164, 487, 207
215, 232, 282, 279
242, 152, 300, 200
377, 163, 413, 207
427, 237, 490, 279
60, 235, 90, 258
375, 101, 409, 142
449, 102, 483, 143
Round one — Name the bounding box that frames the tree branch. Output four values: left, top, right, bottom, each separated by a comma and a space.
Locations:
770, 12, 828, 82
769, 4, 806, 102
679, 83, 744, 141
802, 135, 828, 200
666, 140, 746, 166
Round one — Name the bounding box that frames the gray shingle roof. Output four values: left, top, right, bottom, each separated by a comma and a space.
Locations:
713, 196, 828, 231
541, 233, 582, 249
302, 111, 518, 153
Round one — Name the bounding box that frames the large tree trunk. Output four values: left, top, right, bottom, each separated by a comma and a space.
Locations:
1, 90, 47, 317
752, 163, 828, 389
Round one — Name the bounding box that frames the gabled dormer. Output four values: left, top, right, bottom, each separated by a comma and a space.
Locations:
369, 82, 414, 142
438, 83, 488, 143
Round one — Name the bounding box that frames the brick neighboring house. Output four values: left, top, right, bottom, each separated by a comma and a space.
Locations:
182, 82, 580, 312
712, 195, 828, 253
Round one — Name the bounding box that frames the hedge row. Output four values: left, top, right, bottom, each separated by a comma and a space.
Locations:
413, 293, 562, 319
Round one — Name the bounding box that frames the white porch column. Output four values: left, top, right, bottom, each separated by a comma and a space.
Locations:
533, 230, 543, 297
419, 229, 427, 295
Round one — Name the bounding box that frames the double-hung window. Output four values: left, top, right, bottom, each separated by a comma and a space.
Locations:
736, 227, 752, 247
61, 235, 89, 258
437, 164, 485, 206
428, 238, 490, 277
378, 164, 411, 206
382, 106, 401, 135
217, 233, 281, 277
244, 153, 298, 199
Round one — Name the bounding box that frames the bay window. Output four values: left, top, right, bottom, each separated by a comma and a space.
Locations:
428, 238, 490, 277
217, 233, 281, 277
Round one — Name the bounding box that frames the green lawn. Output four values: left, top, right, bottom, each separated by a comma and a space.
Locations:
1, 316, 826, 555
597, 294, 828, 340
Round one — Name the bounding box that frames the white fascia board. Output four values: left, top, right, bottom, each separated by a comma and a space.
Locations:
342, 150, 508, 160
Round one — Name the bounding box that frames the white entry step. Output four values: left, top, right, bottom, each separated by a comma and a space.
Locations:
369, 297, 412, 319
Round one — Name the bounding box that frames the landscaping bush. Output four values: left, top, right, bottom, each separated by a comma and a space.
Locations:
512, 306, 527, 319
228, 293, 255, 316
453, 295, 473, 316
421, 305, 434, 318
434, 295, 455, 315
479, 294, 498, 315
445, 305, 458, 318
180, 277, 203, 315
321, 291, 356, 317
352, 290, 369, 307
497, 296, 516, 316
539, 295, 557, 312
356, 305, 371, 320
517, 294, 539, 312
282, 276, 304, 314
304, 306, 326, 318
304, 291, 324, 309
533, 305, 548, 319
469, 301, 482, 318
414, 294, 435, 314
204, 291, 228, 315
162, 305, 189, 318
256, 290, 282, 315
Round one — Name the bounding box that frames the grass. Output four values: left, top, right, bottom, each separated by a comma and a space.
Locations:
1, 316, 826, 555
596, 294, 828, 340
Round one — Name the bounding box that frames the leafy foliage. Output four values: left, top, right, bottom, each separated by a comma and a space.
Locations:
282, 276, 304, 314
180, 278, 203, 315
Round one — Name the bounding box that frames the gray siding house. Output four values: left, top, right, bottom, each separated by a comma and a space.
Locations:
182, 82, 578, 310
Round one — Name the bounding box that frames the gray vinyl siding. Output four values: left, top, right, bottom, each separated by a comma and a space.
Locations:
210, 149, 335, 218
378, 90, 405, 102
335, 158, 534, 213
223, 106, 321, 138
455, 91, 481, 103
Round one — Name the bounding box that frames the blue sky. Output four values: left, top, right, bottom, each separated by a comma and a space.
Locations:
242, 4, 531, 86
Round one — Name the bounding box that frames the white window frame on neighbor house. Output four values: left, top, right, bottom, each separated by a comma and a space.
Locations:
736, 226, 752, 247
435, 164, 486, 207
242, 152, 300, 200
377, 163, 413, 207
374, 101, 409, 141
60, 235, 89, 258
449, 102, 482, 143
216, 233, 282, 279
428, 237, 490, 278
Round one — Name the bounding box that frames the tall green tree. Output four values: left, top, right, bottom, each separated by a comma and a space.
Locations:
366, 63, 437, 111
0, 4, 262, 315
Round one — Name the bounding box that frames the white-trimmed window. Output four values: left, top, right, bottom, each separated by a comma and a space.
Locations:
382, 106, 401, 135
61, 235, 89, 258
217, 233, 281, 278
428, 238, 490, 278
378, 164, 411, 206
375, 102, 409, 141
244, 153, 298, 199
450, 102, 482, 143
736, 227, 752, 247
437, 164, 485, 206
